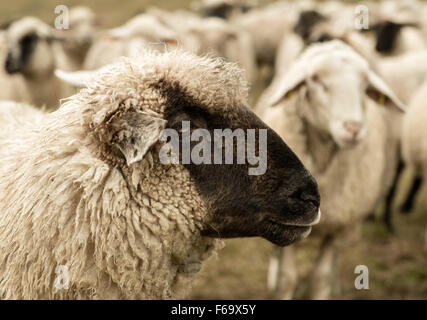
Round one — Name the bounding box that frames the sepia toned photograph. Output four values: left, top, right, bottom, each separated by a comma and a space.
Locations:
0, 0, 426, 305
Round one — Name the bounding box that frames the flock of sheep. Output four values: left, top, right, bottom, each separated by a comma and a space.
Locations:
0, 0, 427, 300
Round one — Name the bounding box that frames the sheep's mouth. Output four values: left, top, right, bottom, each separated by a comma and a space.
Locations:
261, 209, 321, 246
268, 208, 321, 228
262, 221, 313, 246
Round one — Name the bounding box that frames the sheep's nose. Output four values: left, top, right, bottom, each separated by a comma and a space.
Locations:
299, 190, 320, 207
343, 121, 362, 138
5, 52, 20, 74
289, 175, 320, 209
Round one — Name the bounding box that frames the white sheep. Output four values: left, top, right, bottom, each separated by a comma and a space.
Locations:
192, 0, 255, 19
402, 79, 427, 201
359, 0, 427, 59
83, 13, 179, 71
233, 0, 315, 67
257, 41, 405, 299
4, 17, 74, 109
138, 7, 258, 85
377, 50, 427, 104
0, 100, 44, 137
369, 50, 427, 225
85, 9, 257, 85
0, 49, 321, 299
55, 6, 101, 69
273, 3, 374, 76
176, 15, 257, 84
0, 31, 30, 102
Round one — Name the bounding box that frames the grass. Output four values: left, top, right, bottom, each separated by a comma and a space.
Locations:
3, 0, 427, 300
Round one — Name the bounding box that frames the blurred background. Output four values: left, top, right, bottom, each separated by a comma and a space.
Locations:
1, 0, 427, 299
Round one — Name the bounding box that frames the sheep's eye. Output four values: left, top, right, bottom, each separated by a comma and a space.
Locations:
174, 117, 207, 133
20, 33, 38, 46
170, 109, 208, 132
312, 75, 327, 91
176, 123, 191, 133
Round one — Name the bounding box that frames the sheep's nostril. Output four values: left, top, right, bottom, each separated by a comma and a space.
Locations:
289, 187, 320, 208
5, 53, 20, 74
300, 191, 320, 208
343, 121, 362, 137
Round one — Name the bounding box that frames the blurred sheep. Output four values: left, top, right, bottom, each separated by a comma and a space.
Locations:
0, 31, 30, 102
257, 41, 405, 299
4, 17, 73, 109
233, 1, 315, 68
192, 0, 256, 20
55, 6, 102, 69
401, 80, 427, 245
83, 13, 179, 70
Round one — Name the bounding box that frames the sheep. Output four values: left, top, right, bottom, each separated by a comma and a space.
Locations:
0, 100, 44, 141
274, 3, 375, 76
366, 50, 427, 227
0, 49, 321, 299
358, 0, 427, 60
233, 0, 315, 68
4, 17, 74, 110
401, 80, 427, 213
256, 41, 405, 299
86, 9, 257, 85
179, 17, 257, 85
143, 7, 258, 85
337, 1, 427, 229
83, 13, 180, 71
0, 31, 30, 102
55, 6, 101, 69
401, 79, 427, 246
192, 0, 255, 20
274, 0, 424, 71
272, 2, 419, 231
377, 50, 427, 105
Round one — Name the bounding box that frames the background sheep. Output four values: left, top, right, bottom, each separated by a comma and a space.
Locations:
270, 1, 426, 232
192, 0, 255, 20
83, 13, 180, 70
401, 80, 427, 225
0, 31, 30, 102
55, 6, 101, 69
139, 7, 258, 85
1, 0, 427, 300
233, 1, 315, 69
4, 17, 74, 109
257, 41, 405, 299
0, 50, 321, 299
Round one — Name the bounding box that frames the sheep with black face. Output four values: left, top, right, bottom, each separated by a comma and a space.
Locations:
4, 17, 73, 109
0, 50, 320, 299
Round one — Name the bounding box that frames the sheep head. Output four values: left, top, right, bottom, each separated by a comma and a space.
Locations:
54, 6, 101, 63
270, 40, 405, 148
56, 50, 321, 247
4, 17, 63, 77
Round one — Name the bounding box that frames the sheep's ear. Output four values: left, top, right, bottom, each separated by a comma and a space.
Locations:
55, 69, 100, 87
366, 70, 406, 112
103, 28, 124, 40
109, 111, 167, 166
268, 75, 306, 107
